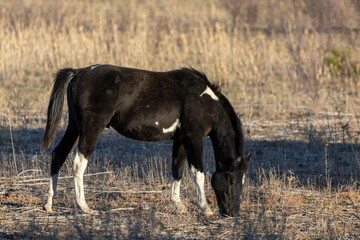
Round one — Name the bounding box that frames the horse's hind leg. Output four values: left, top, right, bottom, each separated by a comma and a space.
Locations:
73, 114, 109, 214
171, 140, 187, 212
44, 122, 79, 212
72, 149, 92, 213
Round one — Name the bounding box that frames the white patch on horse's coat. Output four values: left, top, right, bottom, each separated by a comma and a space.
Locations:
73, 150, 92, 213
200, 86, 219, 101
44, 174, 58, 211
191, 165, 213, 215
171, 180, 181, 203
162, 118, 180, 133
170, 179, 186, 213
90, 64, 101, 70
155, 121, 159, 126
242, 174, 246, 185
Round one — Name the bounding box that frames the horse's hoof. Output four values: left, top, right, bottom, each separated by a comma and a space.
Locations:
85, 209, 98, 215
79, 205, 97, 215
202, 207, 214, 217
175, 202, 187, 214
43, 204, 53, 213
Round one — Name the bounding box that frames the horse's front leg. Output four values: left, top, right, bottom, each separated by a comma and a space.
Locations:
186, 138, 213, 216
190, 165, 214, 216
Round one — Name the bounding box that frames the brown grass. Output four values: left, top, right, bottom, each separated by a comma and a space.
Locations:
1, 0, 360, 114
1, 0, 360, 239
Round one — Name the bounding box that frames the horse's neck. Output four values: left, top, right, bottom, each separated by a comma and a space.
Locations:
211, 116, 238, 170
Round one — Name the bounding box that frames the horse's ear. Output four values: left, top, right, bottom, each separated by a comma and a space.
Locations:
244, 153, 252, 163
234, 157, 242, 168
234, 153, 252, 168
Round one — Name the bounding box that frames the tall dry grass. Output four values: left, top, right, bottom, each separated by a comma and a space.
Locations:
0, 0, 359, 117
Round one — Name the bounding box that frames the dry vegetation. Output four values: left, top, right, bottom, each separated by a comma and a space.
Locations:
1, 0, 360, 239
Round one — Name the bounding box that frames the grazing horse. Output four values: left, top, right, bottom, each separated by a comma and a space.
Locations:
41, 65, 250, 216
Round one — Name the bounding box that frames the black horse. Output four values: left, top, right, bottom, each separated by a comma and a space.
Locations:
41, 64, 250, 216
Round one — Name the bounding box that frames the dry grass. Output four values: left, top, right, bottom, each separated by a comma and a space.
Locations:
1, 158, 359, 239
1, 0, 360, 239
1, 117, 359, 239
1, 0, 360, 114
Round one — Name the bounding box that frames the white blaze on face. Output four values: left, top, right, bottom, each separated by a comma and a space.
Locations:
242, 174, 246, 185
162, 118, 180, 133
200, 86, 219, 101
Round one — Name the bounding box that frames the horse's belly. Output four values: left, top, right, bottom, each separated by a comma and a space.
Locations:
109, 112, 181, 141
117, 125, 171, 141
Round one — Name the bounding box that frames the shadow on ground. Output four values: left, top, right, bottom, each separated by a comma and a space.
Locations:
1, 126, 359, 186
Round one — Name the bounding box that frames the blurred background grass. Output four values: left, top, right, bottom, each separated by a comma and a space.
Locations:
1, 0, 359, 119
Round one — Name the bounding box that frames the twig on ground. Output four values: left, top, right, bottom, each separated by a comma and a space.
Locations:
17, 169, 43, 177
15, 171, 113, 183
93, 190, 163, 196
110, 207, 150, 211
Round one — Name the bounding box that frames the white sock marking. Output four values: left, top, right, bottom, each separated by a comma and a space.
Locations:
162, 118, 180, 133
242, 174, 246, 185
191, 165, 211, 212
200, 86, 219, 101
171, 180, 181, 203
44, 174, 58, 210
73, 150, 91, 212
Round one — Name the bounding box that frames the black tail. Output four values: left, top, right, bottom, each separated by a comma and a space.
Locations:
41, 68, 77, 151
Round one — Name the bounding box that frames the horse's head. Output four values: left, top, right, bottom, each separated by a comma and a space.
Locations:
211, 154, 251, 216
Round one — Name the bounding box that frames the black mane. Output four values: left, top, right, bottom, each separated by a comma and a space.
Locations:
182, 67, 221, 95
220, 95, 244, 157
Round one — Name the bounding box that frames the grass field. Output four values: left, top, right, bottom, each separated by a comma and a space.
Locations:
1, 0, 360, 239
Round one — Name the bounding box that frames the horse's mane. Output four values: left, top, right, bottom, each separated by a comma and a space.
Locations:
220, 95, 244, 156
182, 67, 221, 95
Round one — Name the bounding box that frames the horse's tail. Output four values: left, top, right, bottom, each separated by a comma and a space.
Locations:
41, 68, 77, 151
